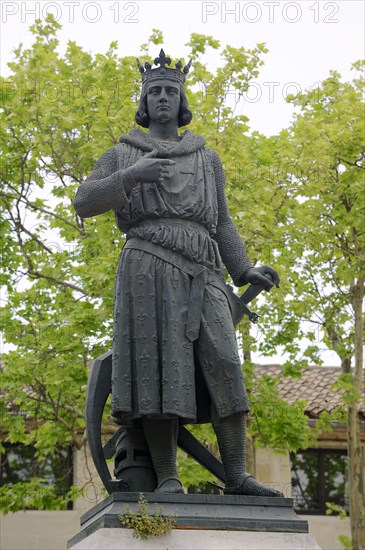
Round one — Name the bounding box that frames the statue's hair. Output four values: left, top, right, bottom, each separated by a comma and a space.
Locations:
135, 81, 192, 128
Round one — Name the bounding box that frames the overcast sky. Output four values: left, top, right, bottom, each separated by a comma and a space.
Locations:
1, 1, 363, 365
1, 0, 364, 135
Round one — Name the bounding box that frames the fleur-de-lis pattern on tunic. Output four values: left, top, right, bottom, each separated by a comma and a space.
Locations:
108, 135, 250, 424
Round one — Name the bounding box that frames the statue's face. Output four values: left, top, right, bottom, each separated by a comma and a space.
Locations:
146, 79, 180, 125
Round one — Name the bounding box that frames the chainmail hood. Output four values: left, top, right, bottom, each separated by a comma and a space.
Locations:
119, 128, 206, 158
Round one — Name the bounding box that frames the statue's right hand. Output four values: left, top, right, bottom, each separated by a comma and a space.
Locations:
133, 149, 175, 184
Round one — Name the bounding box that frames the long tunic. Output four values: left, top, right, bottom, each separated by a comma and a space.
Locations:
74, 128, 253, 424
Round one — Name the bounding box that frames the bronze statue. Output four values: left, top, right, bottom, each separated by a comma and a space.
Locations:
74, 50, 282, 497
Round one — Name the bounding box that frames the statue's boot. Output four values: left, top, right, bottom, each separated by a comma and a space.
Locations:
142, 417, 184, 494
212, 409, 283, 497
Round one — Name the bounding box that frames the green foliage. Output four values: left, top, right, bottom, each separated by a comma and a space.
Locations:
326, 502, 348, 520
178, 423, 218, 489
339, 535, 353, 550
120, 493, 176, 539
326, 503, 352, 550
139, 29, 164, 55
332, 374, 362, 407
259, 63, 365, 367
0, 478, 81, 514
250, 376, 316, 451
314, 409, 347, 436
1, 17, 364, 509
0, 18, 276, 501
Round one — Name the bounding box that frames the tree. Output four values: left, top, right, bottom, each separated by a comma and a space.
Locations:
257, 64, 364, 549
0, 16, 139, 509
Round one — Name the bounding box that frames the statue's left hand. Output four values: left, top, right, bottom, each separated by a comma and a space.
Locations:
244, 266, 280, 291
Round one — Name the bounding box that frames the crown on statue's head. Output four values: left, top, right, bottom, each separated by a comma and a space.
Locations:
137, 49, 192, 86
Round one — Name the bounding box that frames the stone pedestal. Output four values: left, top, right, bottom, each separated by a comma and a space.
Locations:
68, 492, 321, 549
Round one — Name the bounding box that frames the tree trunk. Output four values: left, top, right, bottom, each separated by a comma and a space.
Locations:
349, 276, 365, 550
242, 324, 256, 476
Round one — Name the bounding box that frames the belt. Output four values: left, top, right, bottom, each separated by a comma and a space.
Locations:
129, 217, 211, 236
123, 237, 237, 342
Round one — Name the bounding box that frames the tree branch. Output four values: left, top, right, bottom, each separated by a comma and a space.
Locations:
1, 186, 84, 234
337, 155, 365, 169
5, 203, 92, 297
28, 269, 91, 296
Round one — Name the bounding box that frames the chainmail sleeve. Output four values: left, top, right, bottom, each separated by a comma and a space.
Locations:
74, 146, 137, 218
210, 149, 254, 287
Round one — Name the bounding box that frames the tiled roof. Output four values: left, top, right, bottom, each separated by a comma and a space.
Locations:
254, 365, 365, 419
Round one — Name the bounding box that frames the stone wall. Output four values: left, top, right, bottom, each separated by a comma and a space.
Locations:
0, 510, 80, 550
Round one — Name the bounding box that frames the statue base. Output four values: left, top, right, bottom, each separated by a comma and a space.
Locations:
68, 492, 320, 549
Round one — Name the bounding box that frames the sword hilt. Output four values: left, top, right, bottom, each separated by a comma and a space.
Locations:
239, 273, 275, 323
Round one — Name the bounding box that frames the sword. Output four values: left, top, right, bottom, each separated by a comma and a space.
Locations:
228, 273, 275, 326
